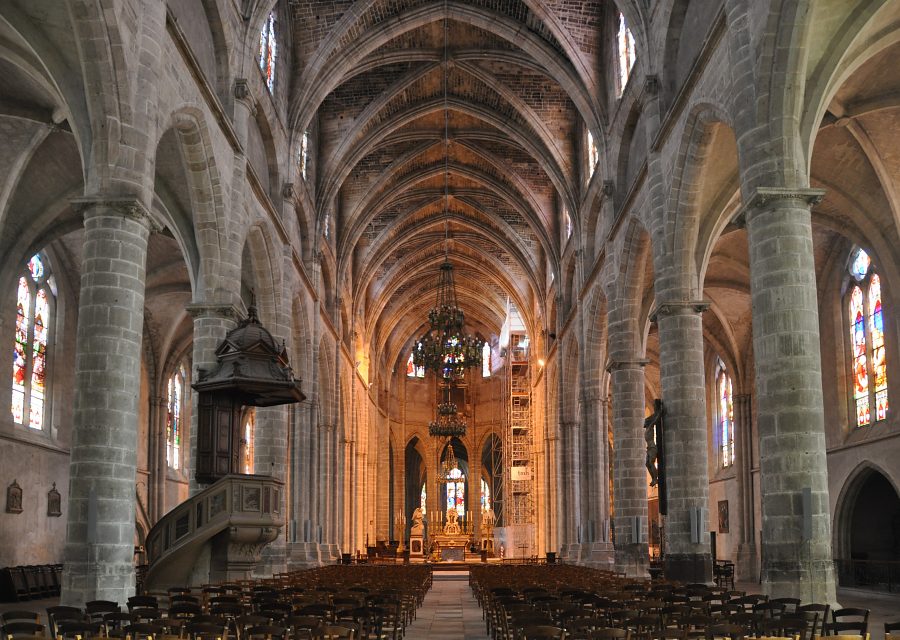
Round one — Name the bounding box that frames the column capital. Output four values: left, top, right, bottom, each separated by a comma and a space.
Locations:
650, 299, 709, 321
741, 187, 825, 217
72, 196, 158, 230
605, 357, 649, 372
233, 78, 256, 113
185, 302, 242, 321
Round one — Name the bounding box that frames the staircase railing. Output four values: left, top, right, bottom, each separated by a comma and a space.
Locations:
145, 474, 283, 588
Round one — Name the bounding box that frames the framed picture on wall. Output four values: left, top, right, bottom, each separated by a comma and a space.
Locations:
718, 500, 729, 533
6, 480, 23, 514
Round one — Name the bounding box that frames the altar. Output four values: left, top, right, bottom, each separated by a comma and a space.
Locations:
431, 532, 471, 561
430, 508, 473, 561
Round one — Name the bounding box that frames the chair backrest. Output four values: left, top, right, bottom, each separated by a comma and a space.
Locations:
832, 610, 869, 624
56, 620, 104, 640
829, 622, 868, 636
2, 613, 40, 627
885, 622, 900, 640
243, 624, 286, 640
2, 621, 45, 638
705, 623, 746, 640
124, 622, 167, 640
317, 624, 357, 639
520, 624, 566, 640
814, 635, 869, 640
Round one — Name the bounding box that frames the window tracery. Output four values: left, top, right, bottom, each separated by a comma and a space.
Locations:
716, 358, 734, 467
166, 366, 185, 469
407, 351, 424, 378
587, 131, 599, 178
259, 12, 277, 93
847, 248, 889, 426
12, 254, 53, 430
446, 466, 465, 517
616, 12, 636, 97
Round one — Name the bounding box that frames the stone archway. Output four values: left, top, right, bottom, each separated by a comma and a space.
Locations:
834, 465, 900, 590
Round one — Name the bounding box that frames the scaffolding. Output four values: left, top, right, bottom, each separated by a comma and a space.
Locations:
506, 332, 533, 526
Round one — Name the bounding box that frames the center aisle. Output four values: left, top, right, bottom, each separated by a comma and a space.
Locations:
405, 570, 489, 640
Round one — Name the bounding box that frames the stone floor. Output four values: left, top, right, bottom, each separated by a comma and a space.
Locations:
405, 571, 488, 640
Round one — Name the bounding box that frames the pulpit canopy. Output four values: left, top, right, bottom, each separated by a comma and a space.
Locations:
193, 304, 305, 406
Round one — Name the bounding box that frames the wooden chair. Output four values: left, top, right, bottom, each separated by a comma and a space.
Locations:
128, 596, 160, 612
884, 622, 900, 640
521, 625, 566, 640
46, 606, 85, 639
813, 635, 869, 640
1, 615, 39, 627
122, 622, 167, 640
769, 600, 800, 617
828, 623, 867, 637
705, 623, 746, 640
589, 629, 630, 640
316, 623, 357, 639
56, 620, 104, 640
797, 605, 828, 639
2, 621, 46, 640
242, 625, 286, 640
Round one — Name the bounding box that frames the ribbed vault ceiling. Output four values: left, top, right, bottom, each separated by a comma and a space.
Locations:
291, 0, 613, 368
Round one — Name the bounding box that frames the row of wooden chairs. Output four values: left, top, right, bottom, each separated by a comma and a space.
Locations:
469, 566, 886, 640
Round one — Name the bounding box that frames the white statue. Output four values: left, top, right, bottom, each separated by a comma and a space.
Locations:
443, 507, 461, 535
410, 507, 424, 534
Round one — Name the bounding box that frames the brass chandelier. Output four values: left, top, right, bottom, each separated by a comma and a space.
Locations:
412, 4, 484, 384
428, 385, 467, 437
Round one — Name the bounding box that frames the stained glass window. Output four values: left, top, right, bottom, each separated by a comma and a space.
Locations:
616, 12, 636, 97
480, 478, 491, 512
11, 255, 53, 430
407, 351, 424, 378
299, 131, 309, 179
446, 466, 465, 517
847, 248, 888, 427
565, 209, 573, 240
587, 131, 599, 178
166, 367, 185, 469
258, 12, 277, 93
482, 343, 491, 378
420, 482, 426, 515
243, 411, 255, 474
870, 274, 888, 420
716, 359, 734, 467
850, 286, 870, 426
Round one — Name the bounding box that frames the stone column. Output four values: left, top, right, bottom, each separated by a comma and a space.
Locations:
185, 303, 240, 495
559, 420, 582, 560
655, 301, 712, 583
733, 393, 757, 581
743, 188, 836, 602
608, 358, 649, 577
61, 198, 153, 606
151, 395, 167, 521
580, 392, 614, 566
255, 404, 288, 575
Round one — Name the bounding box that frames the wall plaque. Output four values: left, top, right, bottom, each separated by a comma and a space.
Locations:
47, 482, 61, 517
6, 480, 23, 514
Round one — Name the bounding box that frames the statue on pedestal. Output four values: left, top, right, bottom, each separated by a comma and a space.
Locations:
443, 507, 461, 535
410, 507, 424, 534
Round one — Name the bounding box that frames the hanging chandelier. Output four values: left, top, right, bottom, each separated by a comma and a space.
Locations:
428, 385, 467, 437
412, 5, 483, 381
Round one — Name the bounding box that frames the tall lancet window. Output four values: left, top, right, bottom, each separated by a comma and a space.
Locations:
299, 131, 309, 179
420, 482, 427, 514
446, 466, 465, 517
242, 410, 256, 474
407, 351, 424, 378
166, 366, 186, 469
715, 358, 734, 467
847, 248, 889, 426
258, 12, 277, 93
587, 130, 599, 178
616, 12, 636, 97
12, 254, 53, 430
